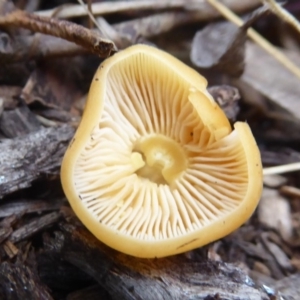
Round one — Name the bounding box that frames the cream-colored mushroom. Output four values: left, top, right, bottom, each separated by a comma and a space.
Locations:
61, 44, 263, 258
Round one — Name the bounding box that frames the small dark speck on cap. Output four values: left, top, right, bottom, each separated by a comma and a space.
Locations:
95, 78, 99, 81
69, 138, 75, 149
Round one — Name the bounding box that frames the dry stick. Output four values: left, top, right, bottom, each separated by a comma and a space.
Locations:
35, 0, 193, 18
262, 0, 300, 34
111, 0, 260, 48
32, 0, 262, 51
87, 0, 93, 29
75, 0, 129, 48
36, 0, 262, 19
0, 10, 117, 57
263, 162, 300, 175
206, 0, 300, 80
77, 0, 108, 38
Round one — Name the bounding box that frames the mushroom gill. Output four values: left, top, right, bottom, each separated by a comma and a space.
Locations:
61, 44, 262, 258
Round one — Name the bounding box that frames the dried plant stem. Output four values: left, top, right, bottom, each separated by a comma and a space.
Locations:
262, 0, 300, 34
36, 0, 189, 18
0, 10, 116, 57
75, 0, 128, 49
76, 0, 108, 38
280, 185, 300, 198
206, 0, 300, 80
263, 162, 300, 175
36, 0, 262, 19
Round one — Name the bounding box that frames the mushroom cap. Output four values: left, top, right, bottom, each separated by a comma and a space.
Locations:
61, 44, 262, 258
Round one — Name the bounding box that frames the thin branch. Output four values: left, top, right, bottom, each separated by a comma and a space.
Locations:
35, 0, 262, 19
35, 0, 198, 18
76, 0, 106, 36
206, 0, 300, 80
263, 162, 300, 175
0, 10, 117, 57
262, 0, 300, 34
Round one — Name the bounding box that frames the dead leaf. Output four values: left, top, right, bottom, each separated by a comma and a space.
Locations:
191, 6, 269, 77
191, 21, 246, 76
21, 58, 85, 111
258, 188, 293, 241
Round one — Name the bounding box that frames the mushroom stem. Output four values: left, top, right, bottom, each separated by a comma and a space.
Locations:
133, 134, 188, 185
130, 152, 145, 172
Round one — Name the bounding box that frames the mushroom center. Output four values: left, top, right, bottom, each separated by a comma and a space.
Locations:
131, 134, 188, 185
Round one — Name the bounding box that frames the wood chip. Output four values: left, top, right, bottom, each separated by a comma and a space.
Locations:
235, 240, 270, 260
290, 258, 300, 271
253, 261, 272, 276
0, 226, 12, 244
0, 260, 53, 299
258, 188, 293, 240
0, 214, 21, 228
3, 240, 19, 258
275, 273, 300, 299
0, 85, 21, 110
9, 212, 61, 243
280, 185, 300, 198
264, 240, 293, 271
248, 270, 275, 287
0, 125, 74, 197
0, 198, 65, 218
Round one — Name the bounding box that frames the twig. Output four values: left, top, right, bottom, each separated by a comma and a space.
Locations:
77, 0, 104, 35
113, 11, 194, 39
35, 0, 195, 18
35, 0, 262, 19
113, 3, 260, 42
263, 162, 300, 175
0, 3, 265, 60
76, 0, 128, 49
262, 0, 300, 34
0, 10, 116, 57
206, 0, 300, 80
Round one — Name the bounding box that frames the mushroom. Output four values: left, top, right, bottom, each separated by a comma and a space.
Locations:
61, 44, 262, 258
